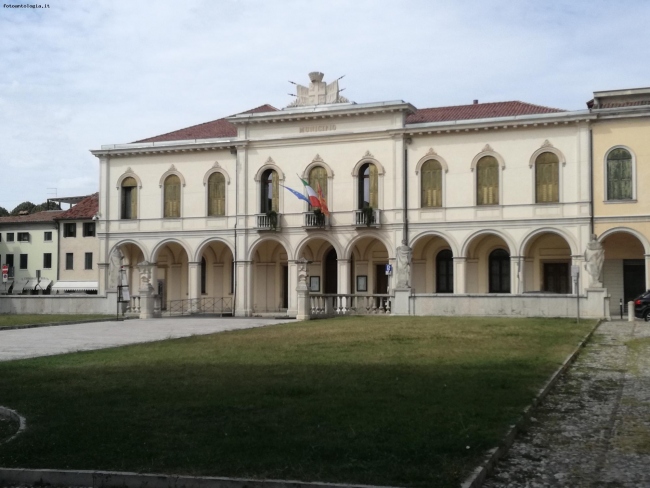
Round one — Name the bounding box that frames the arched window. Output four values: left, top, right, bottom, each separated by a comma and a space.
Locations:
535, 152, 559, 203
607, 148, 633, 200
436, 249, 453, 293
421, 159, 442, 208
121, 177, 138, 220
489, 249, 510, 293
261, 169, 279, 213
358, 162, 378, 209
164, 174, 181, 218
308, 166, 328, 210
207, 172, 226, 216
476, 156, 499, 205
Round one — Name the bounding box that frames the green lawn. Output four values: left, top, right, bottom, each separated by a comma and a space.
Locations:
0, 314, 111, 328
0, 316, 594, 487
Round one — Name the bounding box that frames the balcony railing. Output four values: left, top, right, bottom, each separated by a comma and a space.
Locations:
310, 294, 391, 316
354, 208, 381, 227
256, 213, 281, 231
303, 211, 329, 229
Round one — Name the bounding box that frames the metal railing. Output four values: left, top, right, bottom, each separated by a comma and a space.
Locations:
310, 294, 391, 316
256, 213, 281, 230
303, 211, 329, 228
353, 209, 381, 227
167, 297, 234, 316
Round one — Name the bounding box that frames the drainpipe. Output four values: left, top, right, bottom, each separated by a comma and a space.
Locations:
589, 127, 594, 236
231, 145, 238, 314
403, 137, 411, 246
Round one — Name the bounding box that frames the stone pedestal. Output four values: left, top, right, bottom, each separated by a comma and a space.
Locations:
392, 288, 412, 316
295, 258, 311, 321
137, 261, 161, 319
585, 288, 610, 321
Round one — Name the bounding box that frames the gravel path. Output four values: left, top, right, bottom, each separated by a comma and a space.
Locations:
484, 320, 650, 488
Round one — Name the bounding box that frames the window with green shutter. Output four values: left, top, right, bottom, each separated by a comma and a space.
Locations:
607, 148, 633, 200
535, 152, 559, 203
164, 175, 181, 218
477, 156, 499, 205
421, 159, 442, 208
208, 172, 226, 216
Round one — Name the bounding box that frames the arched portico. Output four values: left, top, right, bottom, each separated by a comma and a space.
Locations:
600, 229, 648, 314
411, 233, 455, 293
249, 238, 289, 314
109, 241, 147, 299
347, 236, 390, 295
298, 236, 340, 294
463, 232, 516, 294
521, 231, 573, 293
195, 239, 234, 300
152, 240, 191, 310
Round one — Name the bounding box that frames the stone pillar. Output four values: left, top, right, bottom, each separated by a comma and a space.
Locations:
98, 263, 109, 296
188, 261, 201, 312
137, 261, 160, 319
645, 254, 650, 291
337, 259, 350, 295
454, 257, 467, 294
235, 260, 252, 317
295, 258, 310, 320
510, 256, 522, 295
287, 260, 298, 317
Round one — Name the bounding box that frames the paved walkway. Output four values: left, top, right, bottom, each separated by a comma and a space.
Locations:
484, 320, 650, 488
0, 316, 293, 362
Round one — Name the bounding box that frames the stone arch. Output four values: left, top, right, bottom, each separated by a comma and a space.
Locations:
194, 237, 235, 262
151, 238, 193, 263
415, 152, 449, 174
461, 229, 517, 258
202, 165, 231, 186
470, 146, 506, 171
295, 233, 343, 262
599, 227, 650, 254
301, 156, 334, 179
344, 231, 394, 261
409, 230, 460, 257
109, 239, 149, 262
116, 170, 143, 189
253, 158, 286, 182
529, 143, 567, 168
519, 227, 579, 256
351, 155, 385, 176
247, 235, 293, 262
158, 166, 187, 187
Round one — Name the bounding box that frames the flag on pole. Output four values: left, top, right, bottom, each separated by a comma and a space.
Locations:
280, 184, 310, 204
316, 182, 330, 216
298, 175, 321, 208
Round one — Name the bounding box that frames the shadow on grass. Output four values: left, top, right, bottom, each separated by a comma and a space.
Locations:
1, 360, 555, 488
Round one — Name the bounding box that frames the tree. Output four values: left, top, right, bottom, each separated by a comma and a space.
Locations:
10, 201, 35, 216
0, 207, 8, 217
31, 201, 61, 213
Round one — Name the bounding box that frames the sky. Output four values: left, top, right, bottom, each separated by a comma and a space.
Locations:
1, 0, 649, 212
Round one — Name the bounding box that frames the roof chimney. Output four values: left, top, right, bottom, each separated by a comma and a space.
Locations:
473, 99, 478, 105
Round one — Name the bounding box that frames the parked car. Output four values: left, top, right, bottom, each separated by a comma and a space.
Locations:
634, 290, 650, 321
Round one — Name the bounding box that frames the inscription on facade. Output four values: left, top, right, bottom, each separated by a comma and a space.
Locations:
299, 124, 337, 133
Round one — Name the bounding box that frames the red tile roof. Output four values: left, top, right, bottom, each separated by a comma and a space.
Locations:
406, 101, 565, 124
134, 101, 566, 143
56, 193, 99, 220
0, 211, 65, 225
134, 104, 279, 143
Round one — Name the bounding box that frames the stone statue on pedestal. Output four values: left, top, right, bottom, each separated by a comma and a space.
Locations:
584, 234, 605, 288
395, 245, 412, 289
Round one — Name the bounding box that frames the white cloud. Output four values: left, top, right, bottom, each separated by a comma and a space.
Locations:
0, 0, 649, 210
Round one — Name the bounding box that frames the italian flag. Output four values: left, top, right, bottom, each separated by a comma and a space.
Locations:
299, 177, 321, 208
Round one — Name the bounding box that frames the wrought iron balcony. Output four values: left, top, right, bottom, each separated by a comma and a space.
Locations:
354, 208, 381, 228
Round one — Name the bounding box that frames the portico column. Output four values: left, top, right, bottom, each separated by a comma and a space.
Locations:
287, 260, 297, 317
98, 263, 108, 295
235, 260, 252, 317
645, 254, 650, 291
188, 261, 201, 312
510, 256, 522, 295
337, 259, 350, 295
453, 257, 467, 294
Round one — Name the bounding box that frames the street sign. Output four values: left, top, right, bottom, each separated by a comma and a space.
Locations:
385, 264, 393, 275
1, 265, 7, 283
2, 274, 7, 283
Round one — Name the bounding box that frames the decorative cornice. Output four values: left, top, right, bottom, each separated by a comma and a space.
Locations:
363, 150, 375, 159
541, 139, 553, 148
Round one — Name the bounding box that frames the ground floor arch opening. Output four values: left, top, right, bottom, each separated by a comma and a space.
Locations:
299, 237, 339, 294
411, 234, 454, 293
601, 231, 648, 314
251, 239, 289, 314
197, 240, 234, 299
153, 241, 190, 310
465, 233, 513, 294
522, 232, 572, 294
349, 236, 390, 295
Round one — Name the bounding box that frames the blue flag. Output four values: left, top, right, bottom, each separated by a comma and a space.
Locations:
280, 184, 310, 204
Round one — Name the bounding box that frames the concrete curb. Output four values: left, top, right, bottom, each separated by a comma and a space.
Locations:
0, 407, 27, 446
0, 468, 403, 488
460, 320, 602, 488
0, 316, 136, 332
